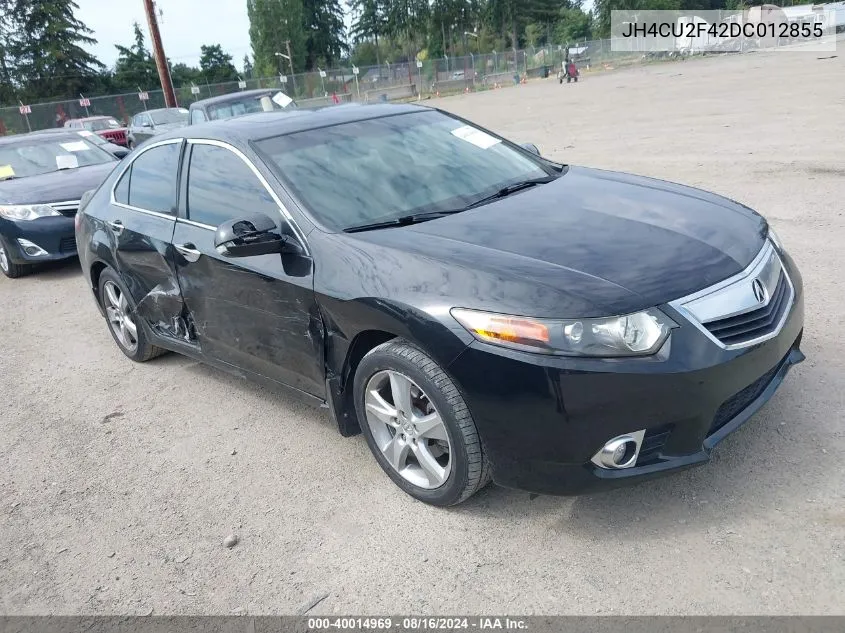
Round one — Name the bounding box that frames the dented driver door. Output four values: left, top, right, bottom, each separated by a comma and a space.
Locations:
171, 140, 324, 398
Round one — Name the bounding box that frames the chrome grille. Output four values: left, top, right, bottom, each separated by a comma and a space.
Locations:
703, 272, 789, 346
669, 241, 794, 349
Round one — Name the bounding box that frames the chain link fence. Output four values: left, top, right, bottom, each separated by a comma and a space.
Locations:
0, 38, 743, 135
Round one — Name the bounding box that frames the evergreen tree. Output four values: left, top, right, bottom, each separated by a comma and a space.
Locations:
113, 22, 158, 91
199, 44, 238, 83
7, 0, 105, 101
302, 0, 347, 70
242, 54, 254, 78
247, 0, 306, 78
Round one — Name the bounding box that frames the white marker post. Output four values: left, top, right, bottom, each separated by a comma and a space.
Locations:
352, 66, 360, 99
18, 102, 31, 132
416, 60, 423, 100
318, 68, 327, 97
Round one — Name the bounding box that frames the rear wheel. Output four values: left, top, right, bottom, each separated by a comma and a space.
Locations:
98, 268, 166, 362
354, 339, 491, 506
0, 238, 33, 279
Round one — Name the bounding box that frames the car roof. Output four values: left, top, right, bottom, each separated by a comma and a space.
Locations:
0, 130, 88, 146
189, 88, 288, 109
68, 116, 113, 122
142, 107, 187, 114
156, 103, 431, 144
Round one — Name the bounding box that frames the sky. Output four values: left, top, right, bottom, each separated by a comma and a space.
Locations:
76, 0, 255, 70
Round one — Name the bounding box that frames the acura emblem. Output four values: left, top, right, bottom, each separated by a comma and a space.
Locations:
752, 278, 768, 304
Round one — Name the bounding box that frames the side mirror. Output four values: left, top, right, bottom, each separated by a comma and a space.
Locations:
214, 213, 302, 258
141, 121, 152, 128
520, 142, 541, 156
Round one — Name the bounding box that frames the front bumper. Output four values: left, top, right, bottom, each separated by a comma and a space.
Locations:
0, 216, 78, 263
447, 255, 805, 496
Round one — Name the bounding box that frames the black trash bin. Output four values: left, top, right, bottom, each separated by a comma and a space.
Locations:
541, 65, 550, 78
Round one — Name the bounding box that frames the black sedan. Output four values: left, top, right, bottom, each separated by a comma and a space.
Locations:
1, 131, 117, 278
75, 104, 804, 506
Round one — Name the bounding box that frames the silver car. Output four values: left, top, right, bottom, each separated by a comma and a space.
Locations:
126, 107, 189, 149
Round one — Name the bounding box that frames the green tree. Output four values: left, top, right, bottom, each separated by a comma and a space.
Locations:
302, 0, 347, 70
7, 0, 105, 101
170, 62, 201, 88
199, 43, 238, 83
556, 7, 593, 43
113, 22, 157, 91
242, 54, 254, 78
247, 0, 306, 78
350, 0, 386, 65
0, 0, 19, 104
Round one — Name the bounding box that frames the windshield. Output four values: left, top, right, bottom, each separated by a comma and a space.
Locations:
256, 111, 553, 231
85, 118, 121, 131
207, 92, 294, 121
0, 137, 115, 179
150, 109, 189, 125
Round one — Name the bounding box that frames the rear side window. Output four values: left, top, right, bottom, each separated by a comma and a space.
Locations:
190, 109, 206, 125
126, 143, 180, 214
114, 169, 130, 204
186, 144, 278, 227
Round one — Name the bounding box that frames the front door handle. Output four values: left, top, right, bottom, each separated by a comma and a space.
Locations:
174, 243, 201, 263
106, 220, 124, 235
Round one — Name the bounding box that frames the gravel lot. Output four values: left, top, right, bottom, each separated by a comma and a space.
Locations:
2, 49, 844, 616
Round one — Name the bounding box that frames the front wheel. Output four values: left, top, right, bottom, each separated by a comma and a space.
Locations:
354, 340, 491, 506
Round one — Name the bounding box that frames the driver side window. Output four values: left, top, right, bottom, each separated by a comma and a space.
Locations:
186, 144, 279, 228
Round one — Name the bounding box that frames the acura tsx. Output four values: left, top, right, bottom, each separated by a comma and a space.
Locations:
75, 104, 804, 506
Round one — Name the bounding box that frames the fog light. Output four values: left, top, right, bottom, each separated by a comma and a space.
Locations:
591, 430, 645, 469
17, 238, 48, 257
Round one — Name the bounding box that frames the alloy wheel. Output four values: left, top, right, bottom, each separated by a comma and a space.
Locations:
0, 244, 8, 273
364, 370, 452, 489
103, 280, 138, 352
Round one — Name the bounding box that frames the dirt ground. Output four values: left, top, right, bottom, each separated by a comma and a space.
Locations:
1, 49, 843, 616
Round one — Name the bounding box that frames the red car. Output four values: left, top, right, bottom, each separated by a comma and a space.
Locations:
64, 116, 128, 146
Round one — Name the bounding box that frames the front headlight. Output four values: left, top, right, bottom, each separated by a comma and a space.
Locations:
0, 204, 61, 221
451, 307, 675, 357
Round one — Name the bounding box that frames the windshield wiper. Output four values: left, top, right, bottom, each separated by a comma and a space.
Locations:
343, 176, 556, 234
344, 210, 463, 233
461, 176, 556, 211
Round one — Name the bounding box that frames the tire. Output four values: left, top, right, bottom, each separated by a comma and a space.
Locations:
98, 267, 166, 362
354, 339, 491, 506
127, 140, 135, 150
0, 237, 33, 279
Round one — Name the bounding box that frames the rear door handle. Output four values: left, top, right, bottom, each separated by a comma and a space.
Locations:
106, 220, 124, 235
174, 243, 201, 263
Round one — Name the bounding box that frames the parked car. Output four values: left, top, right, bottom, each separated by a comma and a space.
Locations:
126, 107, 189, 149
76, 104, 804, 506
187, 89, 296, 125
0, 131, 118, 278
64, 115, 129, 146
30, 128, 129, 159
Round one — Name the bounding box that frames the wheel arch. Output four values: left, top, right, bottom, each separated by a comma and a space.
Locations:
326, 329, 398, 437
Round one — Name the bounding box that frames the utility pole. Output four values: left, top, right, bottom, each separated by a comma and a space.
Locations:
142, 0, 177, 107
285, 40, 297, 97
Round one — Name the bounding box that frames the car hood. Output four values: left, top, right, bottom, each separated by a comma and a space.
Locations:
0, 162, 118, 205
348, 166, 767, 317
151, 122, 186, 133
